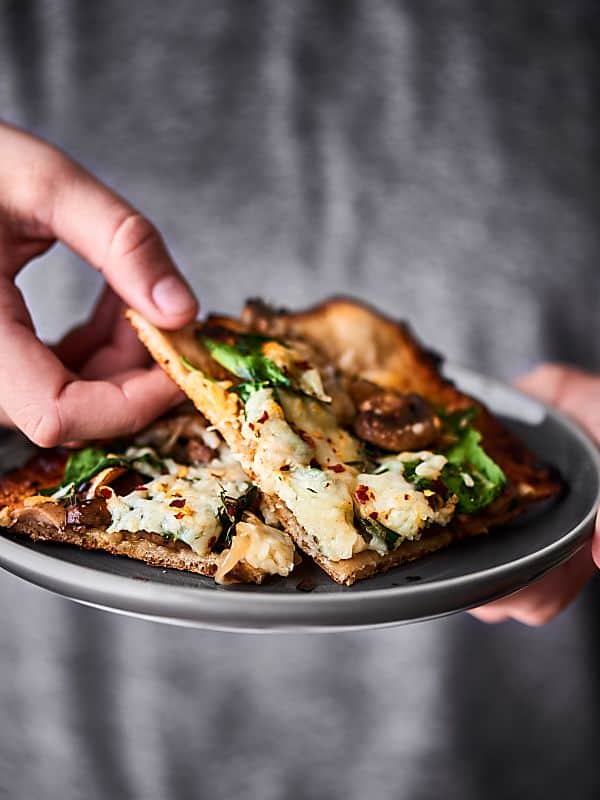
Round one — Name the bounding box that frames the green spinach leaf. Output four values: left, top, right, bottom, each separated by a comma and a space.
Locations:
441, 427, 506, 513
398, 459, 435, 491
201, 334, 291, 403
355, 514, 400, 550
40, 446, 165, 499
212, 485, 259, 553
40, 447, 128, 498
438, 406, 478, 436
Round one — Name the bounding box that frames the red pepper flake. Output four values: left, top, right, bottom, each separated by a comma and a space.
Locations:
248, 422, 255, 431
224, 501, 237, 516
404, 493, 410, 501
174, 512, 184, 520
169, 498, 186, 508
355, 485, 371, 505
280, 464, 290, 472
97, 486, 113, 499
257, 410, 269, 424
329, 463, 345, 473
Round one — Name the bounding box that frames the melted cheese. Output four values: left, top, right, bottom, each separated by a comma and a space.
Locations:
239, 383, 459, 561
242, 388, 366, 560
278, 391, 363, 466
105, 458, 251, 556
356, 465, 455, 542
281, 466, 363, 560
396, 451, 447, 480
215, 513, 296, 583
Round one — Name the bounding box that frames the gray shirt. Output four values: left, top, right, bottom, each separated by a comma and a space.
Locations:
1, 2, 599, 798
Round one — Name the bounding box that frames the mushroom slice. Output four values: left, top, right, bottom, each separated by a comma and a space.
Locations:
354, 391, 441, 452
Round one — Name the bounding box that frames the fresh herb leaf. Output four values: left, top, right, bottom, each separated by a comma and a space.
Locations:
201, 332, 330, 406
438, 406, 478, 436
230, 380, 270, 403
355, 514, 400, 550
40, 447, 127, 497
398, 459, 435, 491
180, 354, 199, 371
212, 485, 258, 553
201, 334, 292, 406
63, 447, 114, 485
202, 336, 290, 385
441, 427, 506, 513
371, 464, 389, 475
231, 333, 280, 354
388, 407, 506, 513
202, 338, 258, 381
40, 446, 165, 498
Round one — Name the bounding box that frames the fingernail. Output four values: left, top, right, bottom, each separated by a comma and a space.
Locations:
151, 275, 197, 317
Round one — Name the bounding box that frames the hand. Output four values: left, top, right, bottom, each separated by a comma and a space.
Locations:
470, 364, 600, 625
0, 122, 198, 445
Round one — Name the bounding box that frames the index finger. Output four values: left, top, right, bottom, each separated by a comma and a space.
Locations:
0, 123, 198, 329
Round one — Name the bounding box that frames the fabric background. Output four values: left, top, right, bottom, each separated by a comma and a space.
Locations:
0, 2, 599, 798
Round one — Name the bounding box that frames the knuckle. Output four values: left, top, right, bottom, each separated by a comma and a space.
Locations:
108, 211, 160, 262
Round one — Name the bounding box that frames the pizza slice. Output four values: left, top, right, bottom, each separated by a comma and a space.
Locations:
0, 404, 297, 584
128, 297, 563, 585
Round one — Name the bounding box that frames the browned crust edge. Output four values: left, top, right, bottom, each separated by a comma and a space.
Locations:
6, 513, 267, 585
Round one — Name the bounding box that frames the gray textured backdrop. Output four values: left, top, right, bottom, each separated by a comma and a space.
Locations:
0, 2, 599, 798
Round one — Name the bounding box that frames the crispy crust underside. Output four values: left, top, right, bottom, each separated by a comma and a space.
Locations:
8, 515, 267, 583
0, 452, 268, 584
127, 298, 563, 586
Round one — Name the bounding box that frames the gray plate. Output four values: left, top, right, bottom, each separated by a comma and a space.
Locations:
0, 364, 598, 632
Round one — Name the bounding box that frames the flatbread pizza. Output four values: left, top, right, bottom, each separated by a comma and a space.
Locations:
126, 297, 563, 585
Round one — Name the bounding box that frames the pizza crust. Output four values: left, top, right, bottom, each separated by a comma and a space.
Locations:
8, 503, 266, 583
